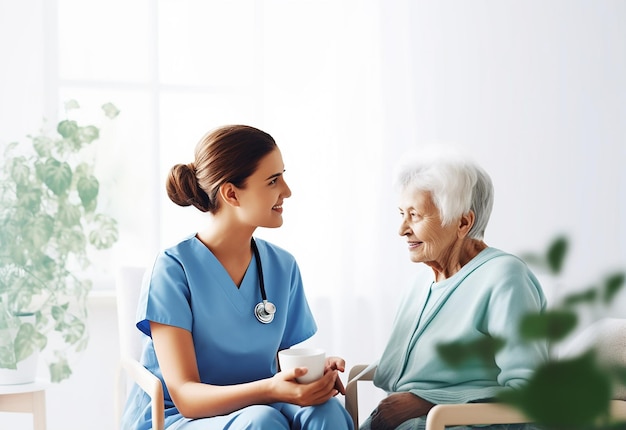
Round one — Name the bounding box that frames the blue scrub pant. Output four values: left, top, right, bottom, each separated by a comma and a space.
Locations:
169, 398, 353, 430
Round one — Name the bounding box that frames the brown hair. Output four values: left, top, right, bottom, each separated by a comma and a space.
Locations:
166, 125, 277, 213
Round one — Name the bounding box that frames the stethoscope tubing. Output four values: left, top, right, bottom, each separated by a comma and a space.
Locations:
251, 238, 276, 324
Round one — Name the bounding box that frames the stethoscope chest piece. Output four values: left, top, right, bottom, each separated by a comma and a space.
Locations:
254, 300, 276, 324
251, 238, 276, 324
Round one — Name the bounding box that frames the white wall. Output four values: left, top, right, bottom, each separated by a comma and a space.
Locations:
395, 1, 626, 308
1, 1, 625, 429
0, 0, 45, 141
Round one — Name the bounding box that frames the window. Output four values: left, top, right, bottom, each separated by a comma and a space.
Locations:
54, 0, 266, 282
50, 0, 386, 299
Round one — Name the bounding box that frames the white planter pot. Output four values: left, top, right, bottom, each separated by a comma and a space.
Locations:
0, 349, 38, 384
0, 313, 39, 385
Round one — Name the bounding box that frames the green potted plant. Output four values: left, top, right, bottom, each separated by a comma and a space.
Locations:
0, 100, 120, 383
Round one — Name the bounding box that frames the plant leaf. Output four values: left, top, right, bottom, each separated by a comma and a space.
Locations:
603, 272, 625, 304
519, 310, 577, 342
39, 158, 72, 195
60, 317, 85, 344
26, 214, 55, 250
49, 358, 72, 383
499, 352, 612, 428
56, 119, 78, 139
57, 203, 82, 227
14, 322, 47, 362
16, 186, 42, 213
437, 336, 505, 367
51, 305, 66, 323
101, 102, 120, 119
546, 235, 568, 275
31, 254, 56, 282
77, 125, 99, 144
519, 253, 547, 271
57, 227, 87, 257
0, 345, 17, 369
77, 175, 99, 207
55, 137, 81, 154
64, 99, 80, 110
562, 286, 597, 307
32, 135, 53, 157
88, 214, 119, 250
10, 157, 30, 186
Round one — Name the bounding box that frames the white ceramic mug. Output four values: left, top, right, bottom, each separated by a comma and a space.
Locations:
278, 348, 326, 383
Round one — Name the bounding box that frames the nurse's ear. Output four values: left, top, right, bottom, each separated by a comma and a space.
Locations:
218, 182, 241, 208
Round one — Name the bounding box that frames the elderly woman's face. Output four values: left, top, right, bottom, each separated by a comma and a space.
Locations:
398, 188, 460, 265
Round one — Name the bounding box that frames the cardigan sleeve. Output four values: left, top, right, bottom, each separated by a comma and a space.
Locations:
482, 256, 549, 389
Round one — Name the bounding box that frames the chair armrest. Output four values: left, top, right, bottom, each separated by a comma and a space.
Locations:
425, 400, 626, 430
348, 364, 376, 382
611, 399, 626, 421
346, 364, 378, 430
345, 364, 528, 430
119, 356, 165, 430
425, 403, 529, 430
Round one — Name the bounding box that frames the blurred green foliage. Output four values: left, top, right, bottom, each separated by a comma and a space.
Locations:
437, 235, 626, 429
499, 351, 614, 429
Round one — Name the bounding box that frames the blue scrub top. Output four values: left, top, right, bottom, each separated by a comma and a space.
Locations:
124, 234, 317, 428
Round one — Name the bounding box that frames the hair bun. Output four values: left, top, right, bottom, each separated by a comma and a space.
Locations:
166, 163, 212, 212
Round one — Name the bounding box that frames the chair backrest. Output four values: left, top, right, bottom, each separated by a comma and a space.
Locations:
115, 266, 147, 362
115, 266, 148, 426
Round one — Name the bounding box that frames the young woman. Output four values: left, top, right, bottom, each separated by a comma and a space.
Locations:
121, 125, 353, 430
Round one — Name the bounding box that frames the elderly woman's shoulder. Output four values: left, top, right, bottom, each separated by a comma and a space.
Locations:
479, 247, 534, 277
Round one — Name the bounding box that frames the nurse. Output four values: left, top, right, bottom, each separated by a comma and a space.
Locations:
121, 125, 353, 430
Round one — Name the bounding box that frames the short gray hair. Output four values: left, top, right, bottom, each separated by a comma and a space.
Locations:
394, 147, 494, 240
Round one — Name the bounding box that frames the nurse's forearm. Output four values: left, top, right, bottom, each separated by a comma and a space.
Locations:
170, 379, 277, 419
171, 368, 339, 419
151, 322, 279, 418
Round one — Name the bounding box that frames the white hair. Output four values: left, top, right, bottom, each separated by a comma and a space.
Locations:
393, 146, 494, 240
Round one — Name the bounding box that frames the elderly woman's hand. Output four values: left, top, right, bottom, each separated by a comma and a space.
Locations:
370, 392, 434, 430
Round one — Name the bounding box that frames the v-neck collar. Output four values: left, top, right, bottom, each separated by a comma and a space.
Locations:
190, 236, 259, 314
414, 247, 501, 334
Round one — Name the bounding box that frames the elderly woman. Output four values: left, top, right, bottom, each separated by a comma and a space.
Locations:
362, 149, 548, 430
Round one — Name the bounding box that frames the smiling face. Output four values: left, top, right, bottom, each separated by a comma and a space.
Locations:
398, 188, 461, 269
232, 148, 292, 229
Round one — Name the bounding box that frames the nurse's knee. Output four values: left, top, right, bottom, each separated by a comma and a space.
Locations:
233, 405, 289, 429
298, 398, 353, 429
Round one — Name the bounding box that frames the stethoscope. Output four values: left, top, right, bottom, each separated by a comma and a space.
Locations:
251, 238, 276, 324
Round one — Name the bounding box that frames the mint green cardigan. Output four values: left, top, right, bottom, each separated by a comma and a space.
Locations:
373, 247, 548, 405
